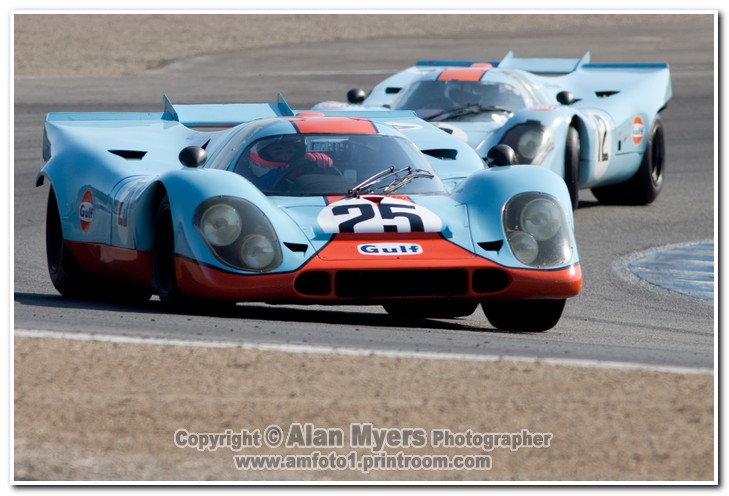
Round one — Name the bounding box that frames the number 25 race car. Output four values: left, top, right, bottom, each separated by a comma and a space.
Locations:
315, 52, 672, 209
37, 95, 582, 331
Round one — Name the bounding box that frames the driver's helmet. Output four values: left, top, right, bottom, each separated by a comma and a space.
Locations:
248, 137, 305, 177
445, 82, 478, 106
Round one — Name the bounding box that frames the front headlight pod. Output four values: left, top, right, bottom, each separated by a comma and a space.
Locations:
194, 197, 282, 272
504, 193, 572, 268
200, 204, 242, 247
501, 122, 553, 164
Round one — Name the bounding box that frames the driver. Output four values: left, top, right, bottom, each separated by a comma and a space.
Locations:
241, 137, 333, 189
446, 82, 479, 106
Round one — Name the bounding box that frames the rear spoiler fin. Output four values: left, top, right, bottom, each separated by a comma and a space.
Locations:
497, 51, 592, 74
163, 94, 295, 127
44, 94, 297, 128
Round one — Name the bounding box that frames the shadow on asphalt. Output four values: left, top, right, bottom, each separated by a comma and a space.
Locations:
13, 292, 534, 334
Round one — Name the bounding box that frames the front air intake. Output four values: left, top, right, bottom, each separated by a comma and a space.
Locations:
334, 269, 468, 299
294, 272, 331, 296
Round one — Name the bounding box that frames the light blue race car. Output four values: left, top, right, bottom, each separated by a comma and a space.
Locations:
314, 52, 672, 209
37, 95, 582, 331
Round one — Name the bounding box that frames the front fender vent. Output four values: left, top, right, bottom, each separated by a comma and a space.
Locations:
284, 242, 308, 254
422, 148, 458, 160
109, 150, 147, 160
477, 240, 503, 252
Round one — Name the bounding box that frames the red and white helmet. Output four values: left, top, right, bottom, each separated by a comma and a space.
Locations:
248, 137, 305, 177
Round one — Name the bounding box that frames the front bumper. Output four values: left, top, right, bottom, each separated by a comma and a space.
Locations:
176, 234, 582, 304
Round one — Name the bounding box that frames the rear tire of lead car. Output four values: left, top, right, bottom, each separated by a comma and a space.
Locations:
482, 299, 566, 332
46, 187, 151, 304
591, 117, 664, 205
46, 187, 94, 298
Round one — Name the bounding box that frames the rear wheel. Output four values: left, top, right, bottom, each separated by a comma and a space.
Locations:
46, 187, 94, 297
383, 301, 478, 319
482, 299, 566, 332
46, 187, 151, 303
591, 117, 664, 205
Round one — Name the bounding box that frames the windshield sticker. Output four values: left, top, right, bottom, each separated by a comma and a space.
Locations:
317, 197, 442, 234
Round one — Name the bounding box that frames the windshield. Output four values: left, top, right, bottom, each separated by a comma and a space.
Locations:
391, 80, 526, 120
230, 133, 446, 196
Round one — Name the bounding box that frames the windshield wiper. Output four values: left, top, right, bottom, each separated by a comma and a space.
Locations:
347, 167, 434, 198
425, 103, 513, 122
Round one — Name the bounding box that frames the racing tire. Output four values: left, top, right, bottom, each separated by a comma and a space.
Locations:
482, 299, 566, 332
46, 187, 151, 303
383, 301, 478, 319
564, 126, 580, 210
151, 196, 237, 312
591, 117, 665, 205
152, 196, 187, 306
45, 187, 95, 298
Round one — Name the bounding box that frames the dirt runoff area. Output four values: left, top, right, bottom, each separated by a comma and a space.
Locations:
13, 13, 714, 482
14, 336, 713, 481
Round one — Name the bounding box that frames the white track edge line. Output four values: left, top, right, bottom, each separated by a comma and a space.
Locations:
14, 328, 713, 375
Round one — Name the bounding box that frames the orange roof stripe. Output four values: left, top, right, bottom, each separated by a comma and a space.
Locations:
288, 117, 377, 135
437, 68, 488, 81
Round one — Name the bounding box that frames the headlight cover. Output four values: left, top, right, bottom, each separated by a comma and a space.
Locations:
504, 193, 572, 268
200, 204, 242, 247
194, 197, 282, 272
500, 122, 553, 164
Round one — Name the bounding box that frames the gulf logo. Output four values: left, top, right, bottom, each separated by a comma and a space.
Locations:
632, 116, 645, 145
357, 243, 423, 256
79, 189, 94, 233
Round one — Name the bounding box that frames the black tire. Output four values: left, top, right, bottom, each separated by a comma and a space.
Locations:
46, 187, 151, 303
152, 195, 238, 312
591, 116, 665, 205
482, 299, 566, 332
383, 301, 478, 319
564, 126, 580, 210
45, 187, 94, 297
152, 196, 187, 305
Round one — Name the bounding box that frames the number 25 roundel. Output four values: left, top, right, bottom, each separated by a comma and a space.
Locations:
317, 197, 443, 234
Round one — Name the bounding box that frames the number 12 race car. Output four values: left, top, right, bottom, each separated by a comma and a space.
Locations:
315, 52, 672, 209
37, 95, 582, 331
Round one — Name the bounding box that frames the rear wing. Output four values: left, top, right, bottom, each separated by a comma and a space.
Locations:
416, 52, 594, 75
498, 51, 670, 76
42, 95, 298, 163
45, 94, 297, 128
496, 51, 592, 74
163, 94, 295, 127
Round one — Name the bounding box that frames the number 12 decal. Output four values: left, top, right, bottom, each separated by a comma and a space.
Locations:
317, 197, 443, 234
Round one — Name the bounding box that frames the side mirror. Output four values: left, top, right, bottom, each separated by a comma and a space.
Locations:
179, 146, 207, 168
556, 91, 575, 105
486, 144, 516, 167
347, 88, 367, 104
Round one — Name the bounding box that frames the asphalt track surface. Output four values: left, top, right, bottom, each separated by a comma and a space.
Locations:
13, 19, 715, 370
